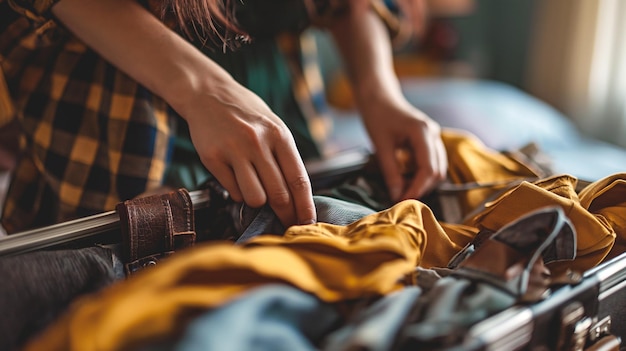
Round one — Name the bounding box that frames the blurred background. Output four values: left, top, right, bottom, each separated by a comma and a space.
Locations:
315, 0, 626, 181
448, 0, 626, 149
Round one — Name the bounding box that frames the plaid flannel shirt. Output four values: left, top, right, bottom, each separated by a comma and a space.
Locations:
1, 1, 177, 233
0, 0, 337, 233
0, 0, 396, 233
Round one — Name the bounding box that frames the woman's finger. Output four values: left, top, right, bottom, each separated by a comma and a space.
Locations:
231, 160, 267, 208
274, 139, 316, 225
205, 161, 243, 203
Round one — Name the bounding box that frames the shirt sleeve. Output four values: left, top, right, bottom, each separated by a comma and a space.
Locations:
5, 0, 61, 22
306, 0, 401, 39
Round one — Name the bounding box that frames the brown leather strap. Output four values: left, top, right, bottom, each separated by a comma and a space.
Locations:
116, 188, 196, 275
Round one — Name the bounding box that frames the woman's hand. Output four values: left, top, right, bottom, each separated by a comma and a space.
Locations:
52, 0, 316, 227
360, 99, 447, 201
328, 1, 447, 203
180, 82, 317, 227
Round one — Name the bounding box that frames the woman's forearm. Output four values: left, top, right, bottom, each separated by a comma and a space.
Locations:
51, 0, 234, 117
52, 0, 318, 227
327, 1, 405, 108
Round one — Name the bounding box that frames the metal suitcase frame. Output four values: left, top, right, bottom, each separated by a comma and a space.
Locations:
458, 251, 626, 351
0, 148, 372, 257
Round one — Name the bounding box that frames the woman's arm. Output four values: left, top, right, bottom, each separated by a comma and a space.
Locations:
51, 0, 317, 226
328, 0, 447, 201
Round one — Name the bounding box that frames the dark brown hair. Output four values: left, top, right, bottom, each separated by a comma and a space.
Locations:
160, 0, 250, 50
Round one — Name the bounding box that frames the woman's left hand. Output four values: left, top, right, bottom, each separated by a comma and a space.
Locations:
360, 99, 447, 202
326, 0, 447, 201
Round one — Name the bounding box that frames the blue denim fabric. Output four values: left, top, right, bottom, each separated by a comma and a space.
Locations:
174, 284, 340, 351
236, 195, 376, 243
0, 246, 123, 351
322, 287, 422, 351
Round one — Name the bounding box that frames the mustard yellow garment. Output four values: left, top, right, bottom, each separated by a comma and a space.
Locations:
578, 173, 626, 262
24, 199, 466, 351
468, 174, 626, 274
22, 129, 626, 351
442, 130, 542, 217
441, 130, 626, 274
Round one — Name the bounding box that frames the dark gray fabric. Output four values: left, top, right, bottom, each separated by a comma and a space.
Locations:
397, 277, 516, 350
323, 287, 422, 351
236, 204, 285, 243
236, 195, 375, 243
0, 246, 122, 351
314, 195, 376, 225
395, 207, 578, 350
314, 163, 393, 212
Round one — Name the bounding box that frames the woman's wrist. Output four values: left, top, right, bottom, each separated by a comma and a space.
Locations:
353, 80, 407, 116
163, 61, 235, 121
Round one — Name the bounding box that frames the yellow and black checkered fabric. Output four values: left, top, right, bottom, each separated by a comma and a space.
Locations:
1, 0, 176, 233
0, 0, 342, 233
0, 0, 396, 233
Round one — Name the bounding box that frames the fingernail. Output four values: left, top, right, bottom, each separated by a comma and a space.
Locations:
300, 218, 317, 225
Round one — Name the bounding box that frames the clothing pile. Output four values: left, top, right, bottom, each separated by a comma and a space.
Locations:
1, 130, 625, 351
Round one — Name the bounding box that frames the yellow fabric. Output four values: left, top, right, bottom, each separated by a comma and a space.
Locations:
441, 130, 542, 218
438, 130, 626, 274
469, 174, 626, 274
0, 5, 175, 232
578, 174, 626, 262
24, 199, 463, 351
440, 130, 626, 274
20, 129, 626, 351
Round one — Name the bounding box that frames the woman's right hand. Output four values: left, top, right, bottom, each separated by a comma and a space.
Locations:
52, 0, 316, 227
179, 81, 317, 227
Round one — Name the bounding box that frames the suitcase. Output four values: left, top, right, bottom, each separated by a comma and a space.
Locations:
0, 148, 624, 351
457, 250, 626, 351
0, 147, 373, 257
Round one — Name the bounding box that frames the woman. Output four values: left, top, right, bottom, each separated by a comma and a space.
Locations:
0, 0, 446, 233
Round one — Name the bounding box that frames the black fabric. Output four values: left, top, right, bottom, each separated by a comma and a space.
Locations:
233, 0, 310, 38
0, 246, 122, 351
314, 157, 393, 212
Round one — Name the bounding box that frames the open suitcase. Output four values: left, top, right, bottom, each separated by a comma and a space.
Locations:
457, 251, 626, 351
1, 147, 624, 351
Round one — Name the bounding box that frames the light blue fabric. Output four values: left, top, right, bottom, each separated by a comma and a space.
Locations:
174, 285, 340, 351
